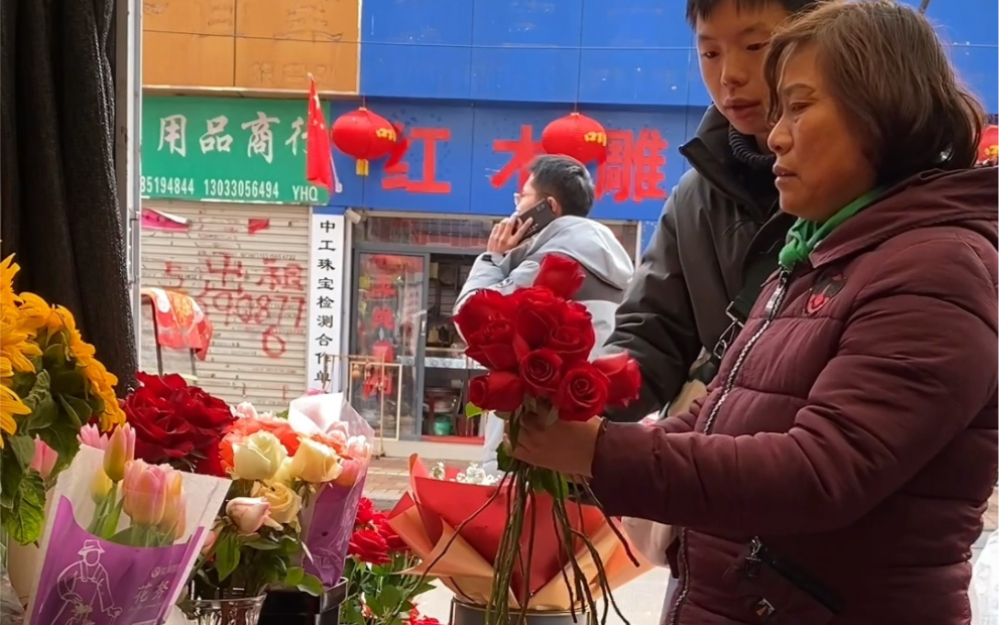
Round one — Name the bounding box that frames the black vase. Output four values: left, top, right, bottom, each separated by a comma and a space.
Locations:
259, 579, 348, 625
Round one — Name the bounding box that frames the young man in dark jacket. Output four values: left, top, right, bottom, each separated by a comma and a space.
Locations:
599, 0, 825, 614
604, 0, 825, 424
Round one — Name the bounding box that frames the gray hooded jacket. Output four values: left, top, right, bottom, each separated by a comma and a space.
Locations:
453, 215, 634, 472
454, 215, 634, 347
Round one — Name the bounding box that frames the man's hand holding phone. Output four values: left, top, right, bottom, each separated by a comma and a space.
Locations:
487, 215, 534, 254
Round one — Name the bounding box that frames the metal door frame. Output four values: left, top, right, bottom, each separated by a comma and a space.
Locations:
349, 248, 431, 441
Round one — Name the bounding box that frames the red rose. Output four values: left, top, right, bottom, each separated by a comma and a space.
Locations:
355, 497, 378, 528
546, 306, 595, 366
375, 516, 409, 553
592, 353, 642, 406
454, 289, 518, 338
513, 288, 563, 357
124, 372, 235, 476
349, 528, 391, 566
519, 349, 563, 398
554, 364, 609, 422
469, 372, 525, 413
534, 254, 585, 300
465, 320, 518, 371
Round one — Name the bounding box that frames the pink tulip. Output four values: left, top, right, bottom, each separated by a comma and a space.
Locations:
29, 438, 58, 480
346, 436, 371, 462
104, 424, 135, 483
333, 459, 362, 488
233, 402, 259, 420
122, 460, 170, 527
156, 471, 187, 540
78, 424, 109, 450
226, 497, 275, 535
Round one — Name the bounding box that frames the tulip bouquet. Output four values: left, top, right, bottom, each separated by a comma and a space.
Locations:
439, 255, 643, 625
22, 440, 230, 625
78, 423, 191, 547
185, 393, 374, 606
341, 497, 436, 625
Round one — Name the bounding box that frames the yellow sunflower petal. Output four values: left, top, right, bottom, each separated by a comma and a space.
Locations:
18, 292, 53, 334
0, 384, 30, 447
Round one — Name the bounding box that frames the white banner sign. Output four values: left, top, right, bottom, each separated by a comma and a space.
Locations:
306, 212, 346, 392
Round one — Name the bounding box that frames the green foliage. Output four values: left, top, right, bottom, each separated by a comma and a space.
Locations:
0, 446, 46, 545
464, 402, 483, 418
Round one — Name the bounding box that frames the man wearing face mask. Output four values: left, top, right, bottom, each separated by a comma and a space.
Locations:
453, 155, 634, 473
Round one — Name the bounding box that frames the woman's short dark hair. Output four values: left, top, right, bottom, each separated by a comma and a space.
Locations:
764, 0, 986, 184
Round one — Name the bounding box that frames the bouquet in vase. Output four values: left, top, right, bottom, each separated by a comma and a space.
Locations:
408, 255, 646, 625
341, 497, 437, 625
387, 458, 649, 620
179, 392, 373, 615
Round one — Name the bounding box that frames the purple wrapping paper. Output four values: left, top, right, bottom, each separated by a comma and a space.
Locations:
30, 497, 204, 625
303, 473, 368, 587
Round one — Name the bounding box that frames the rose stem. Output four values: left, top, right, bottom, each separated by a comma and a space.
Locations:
388, 472, 510, 622
574, 478, 640, 568
515, 473, 539, 625
552, 495, 596, 623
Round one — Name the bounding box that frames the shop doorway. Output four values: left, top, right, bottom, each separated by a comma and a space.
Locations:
349, 251, 429, 441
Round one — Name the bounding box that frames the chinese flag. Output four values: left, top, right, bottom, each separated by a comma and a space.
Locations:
306, 76, 336, 192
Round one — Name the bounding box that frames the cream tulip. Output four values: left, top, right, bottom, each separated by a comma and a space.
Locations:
90, 467, 114, 505
288, 439, 343, 484
231, 431, 288, 481
252, 481, 302, 525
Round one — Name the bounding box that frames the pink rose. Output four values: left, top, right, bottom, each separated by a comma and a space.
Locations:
226, 497, 278, 535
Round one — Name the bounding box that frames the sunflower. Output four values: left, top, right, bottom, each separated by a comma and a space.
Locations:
0, 356, 29, 448
17, 292, 53, 337
50, 306, 125, 431
0, 254, 20, 320
0, 255, 41, 375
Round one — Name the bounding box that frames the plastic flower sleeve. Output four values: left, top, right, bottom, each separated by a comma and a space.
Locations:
23, 446, 230, 625
289, 393, 374, 588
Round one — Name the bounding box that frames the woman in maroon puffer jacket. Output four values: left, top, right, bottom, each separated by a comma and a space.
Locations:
513, 2, 998, 624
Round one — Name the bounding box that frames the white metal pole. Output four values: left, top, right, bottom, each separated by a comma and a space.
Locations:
115, 0, 143, 370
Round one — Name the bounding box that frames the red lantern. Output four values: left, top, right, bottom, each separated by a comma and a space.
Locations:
978, 125, 998, 165
331, 107, 399, 176
541, 112, 608, 164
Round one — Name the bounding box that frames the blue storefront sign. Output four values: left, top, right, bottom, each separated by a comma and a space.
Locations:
327, 100, 702, 222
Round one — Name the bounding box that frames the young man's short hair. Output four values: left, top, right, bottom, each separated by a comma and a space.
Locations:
527, 155, 595, 218
686, 0, 821, 25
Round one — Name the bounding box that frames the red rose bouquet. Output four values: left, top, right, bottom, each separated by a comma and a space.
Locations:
451, 255, 642, 625
342, 497, 435, 625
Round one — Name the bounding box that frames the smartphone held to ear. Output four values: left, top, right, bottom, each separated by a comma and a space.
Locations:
517, 198, 556, 239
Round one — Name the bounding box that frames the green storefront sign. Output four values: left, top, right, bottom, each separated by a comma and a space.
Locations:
141, 96, 329, 205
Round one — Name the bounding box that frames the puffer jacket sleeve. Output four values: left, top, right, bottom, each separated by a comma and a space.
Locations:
602, 193, 703, 423
589, 238, 998, 535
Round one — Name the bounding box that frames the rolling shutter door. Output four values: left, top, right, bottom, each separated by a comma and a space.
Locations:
140, 201, 311, 411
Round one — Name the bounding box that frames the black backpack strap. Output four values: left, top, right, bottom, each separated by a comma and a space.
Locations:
690, 251, 779, 385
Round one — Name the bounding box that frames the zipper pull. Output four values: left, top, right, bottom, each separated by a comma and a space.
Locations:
763, 270, 790, 319
743, 538, 764, 578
